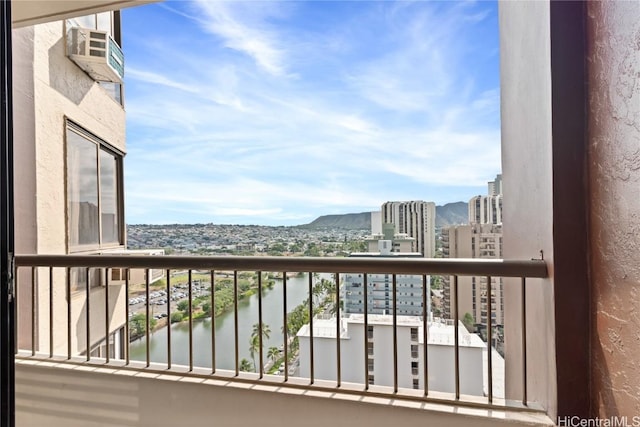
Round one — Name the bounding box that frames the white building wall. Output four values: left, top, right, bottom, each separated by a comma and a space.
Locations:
298, 316, 484, 396
381, 201, 436, 258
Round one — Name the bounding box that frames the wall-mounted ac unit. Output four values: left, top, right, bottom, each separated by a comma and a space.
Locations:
67, 27, 124, 83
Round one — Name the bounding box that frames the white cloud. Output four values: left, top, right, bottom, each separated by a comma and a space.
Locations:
123, 1, 501, 224
191, 0, 291, 76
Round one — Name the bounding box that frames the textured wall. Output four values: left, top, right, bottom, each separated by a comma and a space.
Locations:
587, 0, 640, 417
13, 19, 126, 354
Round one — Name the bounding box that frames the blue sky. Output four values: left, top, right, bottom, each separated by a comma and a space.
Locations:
122, 0, 501, 226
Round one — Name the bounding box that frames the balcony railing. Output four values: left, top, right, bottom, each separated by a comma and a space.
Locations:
14, 254, 546, 413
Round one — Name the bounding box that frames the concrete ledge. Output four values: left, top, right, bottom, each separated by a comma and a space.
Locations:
16, 359, 554, 427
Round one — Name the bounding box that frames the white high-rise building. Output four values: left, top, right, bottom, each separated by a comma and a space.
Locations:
470, 174, 504, 225
381, 201, 436, 257
468, 194, 503, 225
297, 314, 488, 395
487, 174, 503, 196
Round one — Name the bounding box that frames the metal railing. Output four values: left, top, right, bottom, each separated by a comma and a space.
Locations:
14, 254, 546, 411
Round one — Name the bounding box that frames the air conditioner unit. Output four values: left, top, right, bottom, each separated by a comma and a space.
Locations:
67, 27, 124, 83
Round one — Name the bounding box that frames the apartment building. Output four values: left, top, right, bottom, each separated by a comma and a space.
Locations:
344, 224, 427, 317
12, 11, 129, 357
468, 194, 503, 225
441, 224, 503, 326
381, 200, 436, 258
298, 314, 485, 395
487, 174, 502, 197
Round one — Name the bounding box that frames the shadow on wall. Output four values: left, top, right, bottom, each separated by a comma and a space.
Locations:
16, 365, 141, 426
48, 35, 93, 105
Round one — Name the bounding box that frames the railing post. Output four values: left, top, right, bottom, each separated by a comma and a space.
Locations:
422, 274, 429, 396
453, 275, 460, 400
308, 272, 314, 385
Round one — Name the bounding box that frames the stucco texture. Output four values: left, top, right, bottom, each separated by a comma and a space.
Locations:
587, 0, 640, 417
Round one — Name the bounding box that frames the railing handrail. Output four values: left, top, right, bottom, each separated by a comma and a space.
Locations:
15, 254, 547, 278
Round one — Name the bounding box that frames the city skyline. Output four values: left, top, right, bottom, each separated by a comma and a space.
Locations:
122, 1, 501, 226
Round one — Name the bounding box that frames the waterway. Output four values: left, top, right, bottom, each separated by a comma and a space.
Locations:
129, 274, 313, 370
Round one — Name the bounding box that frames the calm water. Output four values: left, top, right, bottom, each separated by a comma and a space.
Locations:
129, 274, 312, 370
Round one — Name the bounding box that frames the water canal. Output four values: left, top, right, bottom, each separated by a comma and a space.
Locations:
129, 274, 313, 370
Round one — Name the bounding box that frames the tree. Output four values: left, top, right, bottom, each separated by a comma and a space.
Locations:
129, 313, 146, 337
249, 322, 271, 370
462, 312, 475, 333
239, 358, 253, 372
202, 302, 211, 316
170, 312, 183, 324
251, 322, 271, 340
267, 346, 279, 364
129, 313, 157, 337
177, 300, 189, 313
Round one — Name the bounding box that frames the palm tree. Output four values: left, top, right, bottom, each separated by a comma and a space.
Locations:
251, 322, 271, 340
267, 346, 279, 364
239, 358, 253, 372
249, 322, 271, 371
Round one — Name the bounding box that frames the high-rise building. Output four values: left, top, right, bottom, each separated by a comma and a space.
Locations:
468, 194, 503, 225
381, 201, 436, 257
441, 224, 503, 327
344, 225, 427, 317
488, 174, 503, 196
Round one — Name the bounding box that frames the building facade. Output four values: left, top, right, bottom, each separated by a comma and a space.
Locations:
14, 12, 128, 357
298, 314, 485, 395
441, 224, 503, 327
345, 224, 426, 317
468, 194, 503, 225
381, 201, 436, 258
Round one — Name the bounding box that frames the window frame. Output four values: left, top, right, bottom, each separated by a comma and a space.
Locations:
65, 120, 125, 254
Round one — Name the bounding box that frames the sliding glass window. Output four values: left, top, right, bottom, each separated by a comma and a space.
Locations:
66, 123, 123, 252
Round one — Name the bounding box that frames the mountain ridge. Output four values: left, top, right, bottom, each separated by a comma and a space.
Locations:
299, 202, 469, 229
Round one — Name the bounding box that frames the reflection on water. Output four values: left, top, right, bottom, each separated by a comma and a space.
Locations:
129, 274, 312, 370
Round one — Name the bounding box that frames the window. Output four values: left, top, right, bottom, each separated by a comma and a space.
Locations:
410, 327, 418, 341
411, 361, 419, 376
368, 375, 375, 385
66, 123, 123, 252
413, 379, 420, 390
367, 325, 374, 340
368, 358, 374, 372
367, 342, 374, 356
411, 344, 418, 359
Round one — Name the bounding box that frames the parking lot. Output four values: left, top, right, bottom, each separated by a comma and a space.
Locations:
128, 281, 211, 320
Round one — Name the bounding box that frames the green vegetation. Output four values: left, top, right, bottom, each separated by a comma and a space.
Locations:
462, 312, 475, 333
239, 358, 253, 372
283, 275, 338, 356
267, 347, 279, 364
151, 278, 166, 288
249, 323, 271, 371
129, 313, 157, 339
170, 312, 183, 324
430, 275, 443, 290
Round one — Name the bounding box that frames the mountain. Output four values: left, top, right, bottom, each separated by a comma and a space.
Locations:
436, 202, 468, 227
301, 202, 469, 230
300, 212, 372, 229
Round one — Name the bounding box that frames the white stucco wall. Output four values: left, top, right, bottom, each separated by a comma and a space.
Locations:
299, 317, 484, 396
13, 18, 127, 355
